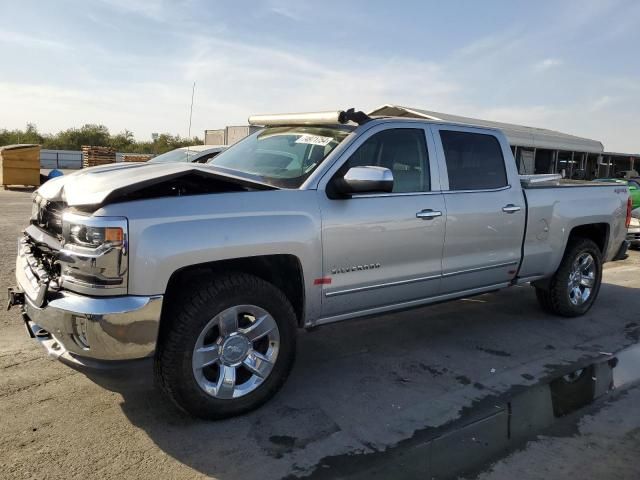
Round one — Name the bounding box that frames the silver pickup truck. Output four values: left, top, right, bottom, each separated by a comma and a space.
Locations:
11, 109, 632, 419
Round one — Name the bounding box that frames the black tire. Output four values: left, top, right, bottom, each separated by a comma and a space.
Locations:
155, 273, 297, 419
535, 238, 602, 317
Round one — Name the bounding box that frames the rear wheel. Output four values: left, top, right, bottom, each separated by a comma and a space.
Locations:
535, 238, 602, 317
155, 273, 297, 419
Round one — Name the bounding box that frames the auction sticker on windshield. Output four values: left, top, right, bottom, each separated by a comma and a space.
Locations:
295, 134, 333, 146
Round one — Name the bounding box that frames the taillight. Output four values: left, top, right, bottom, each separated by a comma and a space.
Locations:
626, 196, 632, 228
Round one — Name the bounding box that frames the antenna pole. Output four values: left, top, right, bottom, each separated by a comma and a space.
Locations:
188, 81, 196, 139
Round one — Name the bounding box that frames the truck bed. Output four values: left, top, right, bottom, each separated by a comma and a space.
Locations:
518, 181, 628, 280
520, 175, 621, 189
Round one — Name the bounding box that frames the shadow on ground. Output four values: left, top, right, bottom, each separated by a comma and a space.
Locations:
2, 186, 37, 193
84, 281, 640, 480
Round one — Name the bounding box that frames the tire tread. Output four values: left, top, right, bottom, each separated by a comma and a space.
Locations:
534, 237, 602, 318
154, 272, 297, 419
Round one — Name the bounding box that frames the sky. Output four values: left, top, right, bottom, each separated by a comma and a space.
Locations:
0, 0, 639, 152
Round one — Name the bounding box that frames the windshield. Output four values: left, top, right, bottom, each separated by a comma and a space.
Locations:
148, 148, 201, 164
207, 126, 351, 188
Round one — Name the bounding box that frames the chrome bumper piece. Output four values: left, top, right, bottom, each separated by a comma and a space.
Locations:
16, 245, 163, 365
21, 292, 163, 363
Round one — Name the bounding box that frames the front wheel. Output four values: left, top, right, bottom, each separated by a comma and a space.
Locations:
155, 273, 297, 419
535, 238, 603, 317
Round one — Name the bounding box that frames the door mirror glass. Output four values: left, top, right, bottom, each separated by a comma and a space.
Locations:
337, 166, 394, 194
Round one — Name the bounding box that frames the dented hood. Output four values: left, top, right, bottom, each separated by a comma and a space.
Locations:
36, 162, 274, 206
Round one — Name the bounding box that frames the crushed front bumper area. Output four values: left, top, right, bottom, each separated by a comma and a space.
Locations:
13, 241, 163, 368
19, 291, 163, 367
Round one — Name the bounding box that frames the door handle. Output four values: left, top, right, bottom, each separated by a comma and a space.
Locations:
502, 204, 521, 214
416, 209, 443, 220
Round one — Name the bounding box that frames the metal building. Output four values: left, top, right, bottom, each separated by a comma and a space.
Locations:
601, 151, 638, 178
204, 125, 260, 146
369, 105, 619, 180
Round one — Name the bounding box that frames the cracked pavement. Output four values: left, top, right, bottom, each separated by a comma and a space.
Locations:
1, 188, 639, 479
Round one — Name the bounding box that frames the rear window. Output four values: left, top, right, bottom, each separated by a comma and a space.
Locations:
440, 131, 508, 191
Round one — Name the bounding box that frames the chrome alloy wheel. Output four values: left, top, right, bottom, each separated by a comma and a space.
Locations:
192, 305, 280, 399
562, 368, 585, 383
567, 252, 596, 306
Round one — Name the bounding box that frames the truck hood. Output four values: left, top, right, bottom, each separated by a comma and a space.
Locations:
37, 162, 275, 207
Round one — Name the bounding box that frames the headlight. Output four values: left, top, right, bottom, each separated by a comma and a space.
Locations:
60, 212, 128, 294
630, 217, 640, 228
69, 223, 124, 247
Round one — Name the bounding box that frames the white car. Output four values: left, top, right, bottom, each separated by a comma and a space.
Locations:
148, 145, 227, 164
629, 208, 640, 249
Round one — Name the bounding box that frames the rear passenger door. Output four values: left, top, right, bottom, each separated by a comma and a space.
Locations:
431, 125, 525, 293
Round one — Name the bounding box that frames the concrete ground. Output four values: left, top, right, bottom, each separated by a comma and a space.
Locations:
472, 383, 640, 480
1, 188, 639, 479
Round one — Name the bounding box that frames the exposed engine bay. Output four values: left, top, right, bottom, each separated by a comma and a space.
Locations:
103, 170, 269, 205
27, 199, 66, 295
17, 230, 63, 306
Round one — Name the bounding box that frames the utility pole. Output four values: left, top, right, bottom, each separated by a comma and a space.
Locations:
188, 82, 196, 140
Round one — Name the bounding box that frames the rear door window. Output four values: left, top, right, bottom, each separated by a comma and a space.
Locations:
440, 131, 508, 191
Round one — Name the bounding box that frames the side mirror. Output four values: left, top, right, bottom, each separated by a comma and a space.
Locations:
336, 166, 394, 194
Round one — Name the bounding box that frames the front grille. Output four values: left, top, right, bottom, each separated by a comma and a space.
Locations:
32, 197, 64, 238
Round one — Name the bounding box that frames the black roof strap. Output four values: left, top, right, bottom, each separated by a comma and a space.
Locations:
338, 108, 371, 125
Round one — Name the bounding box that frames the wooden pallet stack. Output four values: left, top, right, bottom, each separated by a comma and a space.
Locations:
0, 144, 41, 189
82, 146, 116, 168
122, 154, 154, 163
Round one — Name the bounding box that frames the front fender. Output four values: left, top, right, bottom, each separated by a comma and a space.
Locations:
97, 190, 323, 320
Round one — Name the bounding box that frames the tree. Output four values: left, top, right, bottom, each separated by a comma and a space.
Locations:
53, 124, 111, 150
0, 123, 44, 145
0, 124, 203, 154
109, 130, 135, 151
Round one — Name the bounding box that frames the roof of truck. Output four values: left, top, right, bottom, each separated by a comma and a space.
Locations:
369, 105, 604, 154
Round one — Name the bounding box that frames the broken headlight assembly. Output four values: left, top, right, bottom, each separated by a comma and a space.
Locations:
60, 212, 129, 294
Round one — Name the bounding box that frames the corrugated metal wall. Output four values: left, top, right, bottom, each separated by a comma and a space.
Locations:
40, 149, 83, 169
40, 149, 155, 169
204, 126, 261, 146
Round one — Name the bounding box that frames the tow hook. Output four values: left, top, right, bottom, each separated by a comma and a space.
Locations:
7, 288, 25, 311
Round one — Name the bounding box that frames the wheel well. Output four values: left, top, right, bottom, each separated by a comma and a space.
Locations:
163, 255, 305, 327
568, 223, 609, 253
533, 223, 609, 292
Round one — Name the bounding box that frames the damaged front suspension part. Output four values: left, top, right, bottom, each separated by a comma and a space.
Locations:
7, 287, 25, 311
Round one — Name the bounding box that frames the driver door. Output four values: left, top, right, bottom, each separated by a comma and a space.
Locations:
317, 125, 446, 320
